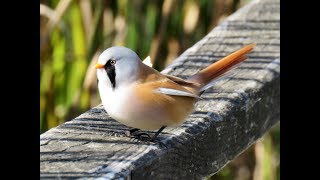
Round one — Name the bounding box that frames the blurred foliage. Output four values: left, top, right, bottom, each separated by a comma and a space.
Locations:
210, 123, 280, 180
40, 0, 279, 179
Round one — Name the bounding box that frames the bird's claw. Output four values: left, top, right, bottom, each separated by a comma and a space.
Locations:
130, 132, 152, 142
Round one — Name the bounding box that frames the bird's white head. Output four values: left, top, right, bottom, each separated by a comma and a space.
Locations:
95, 46, 142, 90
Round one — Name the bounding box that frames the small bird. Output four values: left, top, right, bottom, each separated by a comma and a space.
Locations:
95, 43, 255, 141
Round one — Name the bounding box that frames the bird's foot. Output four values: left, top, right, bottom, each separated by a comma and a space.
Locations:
125, 128, 140, 137
130, 132, 152, 142
129, 133, 167, 148
125, 126, 167, 147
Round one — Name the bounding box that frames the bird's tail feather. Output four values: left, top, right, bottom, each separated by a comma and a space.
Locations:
187, 43, 256, 92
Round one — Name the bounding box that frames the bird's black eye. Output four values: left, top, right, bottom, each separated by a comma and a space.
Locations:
110, 60, 116, 65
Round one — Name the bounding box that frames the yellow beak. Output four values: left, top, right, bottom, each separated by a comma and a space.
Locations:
95, 63, 104, 69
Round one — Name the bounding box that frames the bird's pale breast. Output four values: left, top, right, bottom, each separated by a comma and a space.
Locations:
99, 81, 196, 130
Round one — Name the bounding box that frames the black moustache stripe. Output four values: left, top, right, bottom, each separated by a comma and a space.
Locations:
105, 61, 116, 89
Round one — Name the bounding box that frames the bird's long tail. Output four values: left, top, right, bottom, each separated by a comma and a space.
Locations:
187, 43, 256, 92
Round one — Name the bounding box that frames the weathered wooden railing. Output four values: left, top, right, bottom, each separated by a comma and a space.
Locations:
40, 0, 280, 179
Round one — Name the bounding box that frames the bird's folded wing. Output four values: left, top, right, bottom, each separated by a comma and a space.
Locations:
139, 66, 201, 99
163, 74, 200, 86
154, 87, 201, 99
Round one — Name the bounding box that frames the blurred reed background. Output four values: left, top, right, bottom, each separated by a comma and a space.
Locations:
40, 0, 279, 179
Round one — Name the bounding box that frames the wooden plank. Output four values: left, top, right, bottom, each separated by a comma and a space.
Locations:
40, 0, 280, 179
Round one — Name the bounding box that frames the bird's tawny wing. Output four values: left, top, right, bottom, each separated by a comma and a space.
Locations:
139, 62, 201, 97
163, 74, 199, 86
151, 79, 200, 98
